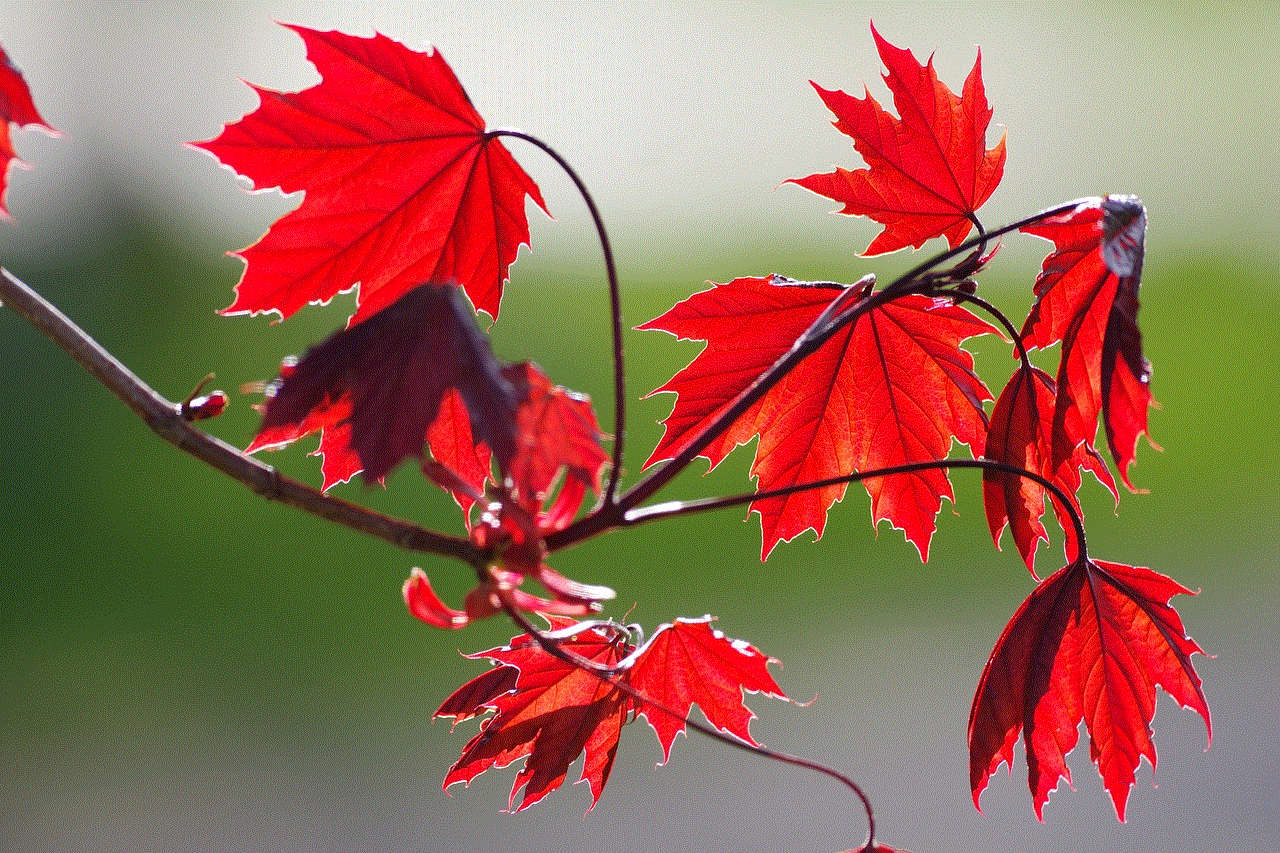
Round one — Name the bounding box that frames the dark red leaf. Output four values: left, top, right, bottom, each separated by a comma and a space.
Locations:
438, 620, 631, 812
434, 617, 788, 810
789, 24, 1005, 255
194, 24, 546, 321
0, 43, 58, 219
969, 558, 1210, 820
640, 274, 994, 559
982, 364, 1117, 576
258, 283, 517, 482
1021, 195, 1154, 489
627, 616, 787, 762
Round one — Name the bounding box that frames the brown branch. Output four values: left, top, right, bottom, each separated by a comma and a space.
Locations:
1, 266, 485, 568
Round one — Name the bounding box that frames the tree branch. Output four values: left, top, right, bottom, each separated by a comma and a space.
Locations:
0, 267, 485, 568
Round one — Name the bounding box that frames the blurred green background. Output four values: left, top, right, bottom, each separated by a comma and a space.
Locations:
2, 4, 1276, 852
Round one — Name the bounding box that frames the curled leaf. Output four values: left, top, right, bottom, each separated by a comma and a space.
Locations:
259, 283, 518, 482
1021, 195, 1155, 489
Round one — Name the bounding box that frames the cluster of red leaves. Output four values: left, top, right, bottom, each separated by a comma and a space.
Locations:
436, 616, 787, 811
0, 42, 58, 219
642, 28, 1207, 820
185, 20, 1208, 830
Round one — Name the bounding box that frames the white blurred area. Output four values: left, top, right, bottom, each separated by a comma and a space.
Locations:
3, 2, 1278, 262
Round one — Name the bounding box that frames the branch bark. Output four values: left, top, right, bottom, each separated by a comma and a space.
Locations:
1, 266, 485, 568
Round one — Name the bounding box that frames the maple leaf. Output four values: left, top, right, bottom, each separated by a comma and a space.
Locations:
640, 275, 994, 559
982, 363, 1117, 576
195, 24, 546, 321
627, 616, 787, 762
0, 43, 58, 220
258, 282, 518, 482
503, 361, 609, 505
438, 619, 632, 812
789, 24, 1005, 255
969, 558, 1210, 820
1020, 195, 1154, 489
436, 617, 786, 810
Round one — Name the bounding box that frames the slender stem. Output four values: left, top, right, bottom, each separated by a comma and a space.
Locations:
489, 129, 627, 506
0, 267, 486, 568
947, 289, 1033, 368
882, 198, 1087, 296
623, 456, 1088, 562
494, 588, 878, 852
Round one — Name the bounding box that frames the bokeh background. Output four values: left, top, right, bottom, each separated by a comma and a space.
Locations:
2, 3, 1276, 852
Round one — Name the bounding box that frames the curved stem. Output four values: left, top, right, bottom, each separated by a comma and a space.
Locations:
0, 267, 486, 568
947, 289, 1033, 368
882, 198, 1088, 297
489, 129, 627, 505
494, 588, 878, 851
623, 456, 1088, 563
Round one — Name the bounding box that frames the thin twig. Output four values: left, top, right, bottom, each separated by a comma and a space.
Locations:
490, 129, 628, 506
622, 456, 1088, 562
0, 267, 485, 568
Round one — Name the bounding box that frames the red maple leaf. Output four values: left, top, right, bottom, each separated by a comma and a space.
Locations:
439, 619, 632, 812
258, 283, 518, 482
194, 24, 546, 321
969, 558, 1210, 820
0, 43, 58, 220
639, 275, 994, 559
982, 363, 1117, 576
627, 616, 787, 762
1020, 195, 1154, 489
503, 361, 609, 506
789, 24, 1005, 255
436, 617, 786, 810
251, 302, 607, 532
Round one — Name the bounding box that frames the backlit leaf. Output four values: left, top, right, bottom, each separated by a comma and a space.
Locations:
195, 24, 546, 321
790, 24, 1005, 255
